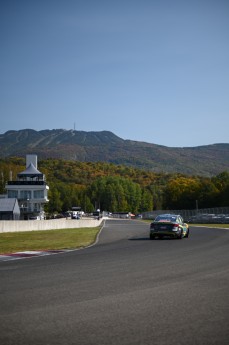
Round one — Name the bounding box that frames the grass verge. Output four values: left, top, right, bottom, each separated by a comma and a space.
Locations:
191, 224, 229, 228
0, 227, 101, 254
142, 219, 229, 228
143, 219, 229, 229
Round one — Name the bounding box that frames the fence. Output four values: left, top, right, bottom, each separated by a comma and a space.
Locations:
142, 207, 229, 223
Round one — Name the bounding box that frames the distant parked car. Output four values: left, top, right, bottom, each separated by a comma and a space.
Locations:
72, 211, 80, 219
150, 214, 189, 239
29, 216, 40, 220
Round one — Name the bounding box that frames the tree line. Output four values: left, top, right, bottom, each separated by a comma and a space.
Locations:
0, 158, 228, 215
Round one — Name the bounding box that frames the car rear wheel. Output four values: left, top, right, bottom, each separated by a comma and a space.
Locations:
185, 230, 189, 238
178, 230, 183, 239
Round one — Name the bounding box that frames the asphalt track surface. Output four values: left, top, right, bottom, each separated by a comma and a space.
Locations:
0, 219, 229, 345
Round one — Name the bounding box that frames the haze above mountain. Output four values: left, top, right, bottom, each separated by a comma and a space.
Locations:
0, 129, 228, 176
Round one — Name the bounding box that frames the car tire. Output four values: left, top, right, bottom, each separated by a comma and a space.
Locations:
185, 230, 189, 238
178, 230, 183, 239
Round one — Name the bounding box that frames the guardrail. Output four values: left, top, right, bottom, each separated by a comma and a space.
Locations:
142, 207, 229, 223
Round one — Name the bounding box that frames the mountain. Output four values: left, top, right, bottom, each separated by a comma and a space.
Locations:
0, 129, 228, 176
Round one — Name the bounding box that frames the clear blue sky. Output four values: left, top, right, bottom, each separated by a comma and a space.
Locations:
1, 0, 229, 147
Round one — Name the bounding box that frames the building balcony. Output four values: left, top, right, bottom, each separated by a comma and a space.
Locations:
18, 198, 49, 203
6, 181, 47, 185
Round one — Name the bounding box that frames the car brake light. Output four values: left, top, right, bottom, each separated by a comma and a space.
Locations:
172, 224, 179, 231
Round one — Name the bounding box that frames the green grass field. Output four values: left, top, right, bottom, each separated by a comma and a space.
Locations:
0, 227, 101, 254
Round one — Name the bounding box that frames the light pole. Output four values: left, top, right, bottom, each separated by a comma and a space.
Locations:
196, 200, 198, 215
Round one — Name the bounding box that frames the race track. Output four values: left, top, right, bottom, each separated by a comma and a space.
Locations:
0, 219, 229, 345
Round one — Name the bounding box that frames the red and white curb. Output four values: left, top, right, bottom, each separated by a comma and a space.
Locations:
0, 250, 72, 262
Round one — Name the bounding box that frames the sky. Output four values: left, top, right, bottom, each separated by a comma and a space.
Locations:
1, 0, 229, 147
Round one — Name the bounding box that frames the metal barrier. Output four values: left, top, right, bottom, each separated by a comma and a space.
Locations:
142, 207, 229, 223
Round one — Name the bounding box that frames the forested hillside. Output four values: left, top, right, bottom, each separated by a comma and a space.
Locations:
0, 129, 229, 176
1, 158, 228, 215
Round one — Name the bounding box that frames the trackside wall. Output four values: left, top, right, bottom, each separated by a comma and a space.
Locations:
143, 206, 229, 223
0, 218, 104, 233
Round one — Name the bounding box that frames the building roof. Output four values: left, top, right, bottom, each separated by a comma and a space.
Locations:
18, 163, 43, 177
0, 198, 19, 212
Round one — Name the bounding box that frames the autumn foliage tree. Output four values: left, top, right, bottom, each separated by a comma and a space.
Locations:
0, 158, 228, 214
87, 176, 144, 214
